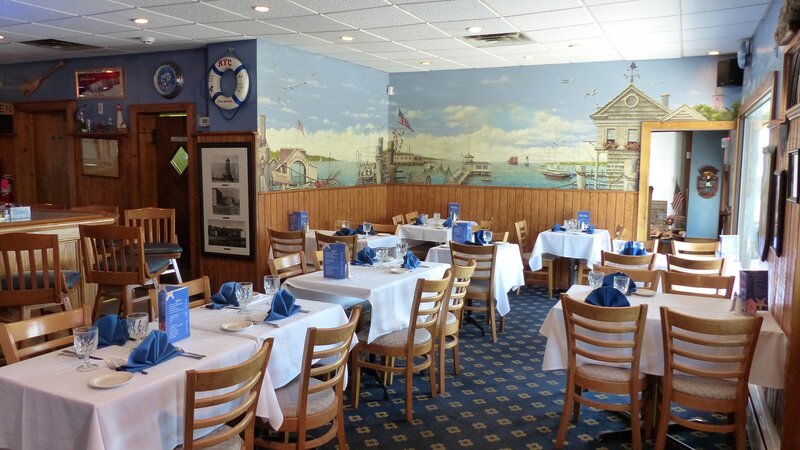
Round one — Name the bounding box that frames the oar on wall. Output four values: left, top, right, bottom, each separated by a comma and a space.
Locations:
22, 59, 65, 96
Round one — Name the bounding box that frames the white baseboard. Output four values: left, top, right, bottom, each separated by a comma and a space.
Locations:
748, 384, 781, 450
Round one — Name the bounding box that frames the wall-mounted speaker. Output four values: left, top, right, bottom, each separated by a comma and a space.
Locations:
717, 57, 743, 87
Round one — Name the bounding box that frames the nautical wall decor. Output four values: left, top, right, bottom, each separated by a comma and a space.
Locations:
208, 51, 249, 111
696, 166, 720, 199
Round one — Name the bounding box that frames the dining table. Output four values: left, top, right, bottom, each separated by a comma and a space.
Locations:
424, 242, 525, 317
283, 261, 450, 343
529, 228, 612, 272
305, 229, 398, 254
539, 284, 787, 389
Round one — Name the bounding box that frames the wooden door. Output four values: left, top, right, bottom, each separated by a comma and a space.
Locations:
33, 112, 69, 206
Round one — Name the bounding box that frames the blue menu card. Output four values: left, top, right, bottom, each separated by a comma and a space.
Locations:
452, 221, 473, 244
323, 242, 347, 279
577, 211, 591, 229
157, 285, 190, 343
448, 202, 460, 218
288, 211, 309, 231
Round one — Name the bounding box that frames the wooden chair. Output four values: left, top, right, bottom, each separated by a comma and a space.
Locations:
671, 240, 719, 256
614, 224, 625, 240
663, 272, 735, 299
312, 250, 324, 272
352, 271, 452, 422
71, 205, 120, 223
256, 307, 360, 449
268, 228, 305, 258
477, 217, 494, 230
450, 242, 501, 342
666, 254, 725, 275
0, 307, 91, 364
269, 251, 309, 281
491, 230, 509, 243
0, 232, 73, 321
515, 220, 554, 298
371, 223, 398, 234
556, 295, 651, 450
642, 238, 659, 253
655, 308, 763, 450
80, 224, 169, 322
601, 251, 656, 270
148, 276, 211, 314
391, 214, 405, 225
124, 207, 183, 283
333, 219, 349, 229
404, 211, 418, 223
437, 260, 475, 394
591, 266, 662, 290
315, 232, 357, 261
182, 338, 274, 450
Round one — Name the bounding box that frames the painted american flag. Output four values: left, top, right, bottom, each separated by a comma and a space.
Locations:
397, 109, 414, 132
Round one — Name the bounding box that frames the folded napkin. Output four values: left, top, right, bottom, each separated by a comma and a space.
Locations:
207, 282, 239, 309
413, 216, 424, 225
442, 216, 453, 227
584, 286, 630, 307
355, 224, 376, 235
620, 241, 646, 256
474, 229, 493, 245
334, 227, 356, 236
125, 330, 180, 372
265, 289, 301, 321
403, 251, 420, 269
552, 223, 566, 232
584, 224, 595, 234
94, 314, 129, 348
353, 246, 377, 265
601, 271, 637, 293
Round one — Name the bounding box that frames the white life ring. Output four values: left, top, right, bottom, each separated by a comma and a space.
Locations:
207, 55, 250, 110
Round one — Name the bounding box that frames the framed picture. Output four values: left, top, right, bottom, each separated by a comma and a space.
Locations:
789, 150, 799, 202
199, 142, 254, 258
80, 138, 119, 178
758, 145, 776, 261
75, 68, 124, 98
772, 170, 787, 257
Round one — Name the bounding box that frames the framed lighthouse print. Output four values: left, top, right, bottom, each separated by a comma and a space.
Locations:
199, 142, 254, 258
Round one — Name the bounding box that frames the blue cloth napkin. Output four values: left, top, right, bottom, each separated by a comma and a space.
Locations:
585, 286, 631, 307
414, 216, 424, 225
334, 227, 356, 236
355, 224, 376, 235
474, 229, 493, 245
125, 330, 180, 372
552, 223, 566, 232
94, 314, 128, 348
601, 271, 637, 293
403, 251, 420, 269
353, 246, 377, 265
620, 241, 646, 256
442, 216, 453, 227
207, 282, 239, 309
584, 224, 595, 234
265, 289, 301, 321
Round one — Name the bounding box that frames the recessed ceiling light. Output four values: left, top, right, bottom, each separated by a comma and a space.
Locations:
420, 61, 432, 65
0, 35, 4, 40
253, 5, 270, 13
466, 26, 482, 33
708, 50, 720, 55
133, 18, 149, 24
340, 35, 355, 42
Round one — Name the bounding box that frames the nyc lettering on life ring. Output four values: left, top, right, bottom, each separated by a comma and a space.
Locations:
207, 56, 250, 110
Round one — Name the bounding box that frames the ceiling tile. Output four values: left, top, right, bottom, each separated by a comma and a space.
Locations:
682, 5, 769, 29
516, 53, 567, 64
40, 17, 137, 34
443, 56, 510, 68
0, 17, 21, 26
543, 36, 615, 52
365, 23, 449, 41
374, 50, 435, 60
144, 2, 247, 24
683, 22, 760, 41
484, 42, 549, 55
428, 47, 489, 58
561, 52, 622, 63
399, 38, 472, 51
148, 24, 239, 39
259, 33, 330, 46
102, 0, 196, 6
86, 9, 192, 28
15, 0, 130, 15
0, 0, 73, 21
680, 0, 768, 15
0, 23, 88, 39
615, 41, 682, 54
262, 14, 352, 33
306, 29, 386, 43
106, 28, 191, 42
482, 0, 583, 16
207, 20, 286, 36
682, 37, 738, 51
64, 34, 143, 47
289, 0, 390, 14
525, 24, 604, 43
504, 8, 594, 31
684, 48, 737, 56
609, 31, 681, 46
602, 16, 681, 36
398, 0, 496, 23
204, 0, 315, 19
619, 49, 682, 60
340, 40, 410, 53
307, 49, 381, 60
432, 17, 517, 36
590, 0, 681, 21
326, 6, 422, 29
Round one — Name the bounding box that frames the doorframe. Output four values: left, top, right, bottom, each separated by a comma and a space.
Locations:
129, 103, 196, 279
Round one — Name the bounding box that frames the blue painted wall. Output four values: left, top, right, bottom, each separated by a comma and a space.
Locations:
686, 130, 727, 238
743, 0, 783, 103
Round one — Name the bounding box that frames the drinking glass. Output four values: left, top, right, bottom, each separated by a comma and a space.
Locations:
362, 222, 372, 235
263, 275, 280, 298
483, 230, 493, 244
341, 220, 350, 230
236, 282, 254, 315
375, 247, 389, 267
433, 212, 441, 220
126, 312, 149, 344
588, 270, 604, 289
613, 276, 630, 295
396, 242, 408, 259
614, 240, 625, 253
73, 326, 99, 372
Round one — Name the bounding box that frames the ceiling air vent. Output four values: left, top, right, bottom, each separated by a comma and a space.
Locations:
20, 39, 100, 51
462, 32, 532, 47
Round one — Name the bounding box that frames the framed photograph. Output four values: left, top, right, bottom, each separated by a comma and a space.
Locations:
758, 145, 776, 261
772, 170, 787, 257
75, 68, 124, 98
199, 142, 254, 258
80, 138, 119, 178
789, 150, 799, 202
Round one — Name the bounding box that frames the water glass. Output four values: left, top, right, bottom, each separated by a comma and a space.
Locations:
396, 242, 408, 259
236, 282, 254, 315
433, 212, 441, 220
362, 222, 372, 235
341, 220, 350, 230
126, 312, 149, 344
613, 276, 630, 295
614, 240, 625, 253
375, 247, 389, 267
588, 270, 604, 289
73, 326, 99, 372
483, 230, 493, 243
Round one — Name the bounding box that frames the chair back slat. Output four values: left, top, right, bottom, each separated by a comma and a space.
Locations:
267, 228, 305, 258
0, 233, 63, 308
148, 276, 211, 314
449, 242, 497, 283
269, 251, 308, 280
80, 224, 150, 286
666, 254, 725, 275
404, 211, 418, 223
592, 266, 661, 290
371, 223, 398, 234
315, 232, 357, 261
514, 220, 529, 251
671, 240, 719, 256
124, 207, 177, 245
663, 272, 734, 299
392, 214, 405, 225
601, 251, 656, 269
0, 307, 91, 363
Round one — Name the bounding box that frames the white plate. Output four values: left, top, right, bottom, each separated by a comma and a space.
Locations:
634, 289, 656, 297
221, 320, 254, 332
390, 267, 411, 274
435, 225, 444, 229
89, 372, 134, 389
377, 233, 391, 236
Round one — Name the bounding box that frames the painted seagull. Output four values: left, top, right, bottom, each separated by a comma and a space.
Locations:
584, 87, 597, 99
559, 77, 575, 84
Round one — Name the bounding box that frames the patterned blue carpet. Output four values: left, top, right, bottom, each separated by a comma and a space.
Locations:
261, 286, 740, 449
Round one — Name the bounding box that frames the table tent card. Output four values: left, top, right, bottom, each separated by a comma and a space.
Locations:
452, 221, 473, 244
448, 202, 460, 219
739, 270, 768, 315
158, 285, 190, 343
288, 211, 309, 231
577, 211, 591, 229
323, 242, 347, 279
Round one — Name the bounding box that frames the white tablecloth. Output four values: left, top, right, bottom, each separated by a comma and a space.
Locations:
425, 243, 524, 316
539, 285, 787, 389
529, 229, 611, 271
284, 262, 450, 343
189, 294, 351, 429
396, 223, 452, 243
0, 329, 259, 450
305, 230, 398, 253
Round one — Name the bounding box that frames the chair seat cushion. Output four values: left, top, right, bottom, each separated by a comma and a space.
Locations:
275, 377, 336, 418
97, 255, 170, 274
576, 364, 646, 382
466, 279, 490, 294
445, 311, 457, 326
0, 270, 81, 291
143, 242, 183, 255
672, 375, 737, 400
357, 328, 431, 348
174, 424, 242, 450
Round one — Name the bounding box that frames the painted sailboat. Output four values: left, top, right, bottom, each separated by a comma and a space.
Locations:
539, 128, 575, 180
507, 156, 518, 165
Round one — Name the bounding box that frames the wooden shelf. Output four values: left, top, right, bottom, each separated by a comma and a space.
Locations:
69, 131, 128, 137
